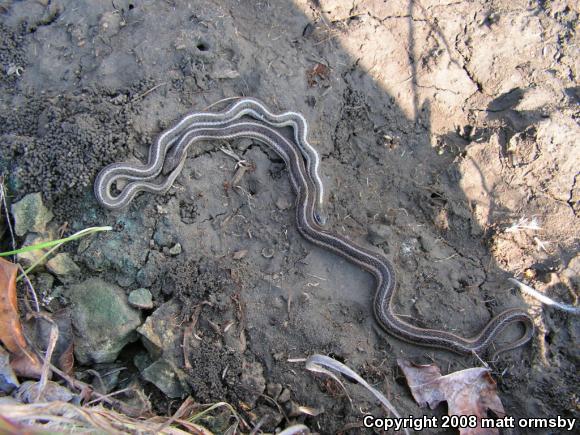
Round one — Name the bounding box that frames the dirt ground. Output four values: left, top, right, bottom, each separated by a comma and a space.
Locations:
1, 0, 578, 433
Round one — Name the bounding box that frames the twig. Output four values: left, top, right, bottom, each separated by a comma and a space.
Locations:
505, 217, 541, 233
509, 278, 580, 315
278, 424, 310, 435
154, 396, 195, 433
29, 312, 59, 402
183, 304, 205, 369
0, 176, 16, 260
203, 96, 243, 111
85, 387, 133, 406
48, 363, 144, 416
17, 264, 40, 312
132, 82, 168, 102
304, 354, 409, 435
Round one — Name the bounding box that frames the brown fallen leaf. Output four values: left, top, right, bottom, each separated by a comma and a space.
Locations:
57, 341, 74, 376
0, 258, 43, 378
33, 310, 74, 375
306, 63, 330, 87
397, 358, 505, 435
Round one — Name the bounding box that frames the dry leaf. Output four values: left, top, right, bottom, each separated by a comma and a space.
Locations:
0, 258, 42, 378
306, 63, 330, 87
398, 358, 505, 435
33, 310, 74, 374
58, 341, 74, 376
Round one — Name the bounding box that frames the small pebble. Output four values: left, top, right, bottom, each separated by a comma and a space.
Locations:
267, 382, 283, 400
46, 253, 81, 280
276, 197, 291, 210
128, 288, 154, 310
233, 249, 248, 260
286, 401, 302, 417
278, 388, 291, 403
169, 243, 182, 256
11, 193, 53, 236
35, 273, 54, 292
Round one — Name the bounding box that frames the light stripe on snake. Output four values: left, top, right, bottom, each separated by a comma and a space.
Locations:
94, 101, 534, 358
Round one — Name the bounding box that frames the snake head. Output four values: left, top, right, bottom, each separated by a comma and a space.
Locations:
314, 207, 328, 226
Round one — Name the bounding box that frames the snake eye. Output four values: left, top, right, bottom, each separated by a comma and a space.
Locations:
314, 210, 328, 226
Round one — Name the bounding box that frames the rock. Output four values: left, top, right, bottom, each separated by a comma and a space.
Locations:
141, 358, 189, 398
276, 197, 291, 210
115, 273, 134, 288
17, 233, 54, 267
82, 215, 152, 278
11, 193, 53, 236
34, 273, 54, 292
223, 325, 247, 353
66, 278, 142, 364
239, 360, 266, 406
99, 11, 123, 36
286, 401, 303, 417
278, 387, 291, 403
211, 59, 239, 79
90, 363, 123, 394
233, 249, 248, 260
253, 405, 284, 431
168, 243, 182, 256
367, 223, 393, 246
237, 138, 253, 151
128, 288, 153, 310
133, 351, 153, 373
137, 300, 181, 358
136, 251, 165, 287
16, 380, 74, 404
0, 347, 19, 393
153, 219, 176, 247
46, 253, 80, 282
266, 382, 283, 400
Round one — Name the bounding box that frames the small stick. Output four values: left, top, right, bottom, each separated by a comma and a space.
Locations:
509, 278, 580, 315
132, 82, 167, 102
0, 177, 17, 260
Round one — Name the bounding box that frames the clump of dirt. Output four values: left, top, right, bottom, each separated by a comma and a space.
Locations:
159, 258, 241, 322
0, 23, 25, 86
4, 94, 127, 198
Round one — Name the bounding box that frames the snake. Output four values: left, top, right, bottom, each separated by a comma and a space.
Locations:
94, 101, 534, 358
95, 97, 327, 224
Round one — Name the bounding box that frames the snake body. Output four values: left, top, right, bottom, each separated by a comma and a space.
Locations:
94, 99, 533, 357
95, 97, 327, 224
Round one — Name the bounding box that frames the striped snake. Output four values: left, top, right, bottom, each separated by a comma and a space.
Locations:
94, 99, 534, 357
95, 97, 327, 224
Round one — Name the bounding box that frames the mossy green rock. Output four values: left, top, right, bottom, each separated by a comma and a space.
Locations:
141, 358, 189, 398
67, 278, 141, 364
11, 192, 53, 236
128, 288, 153, 309
46, 253, 81, 281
